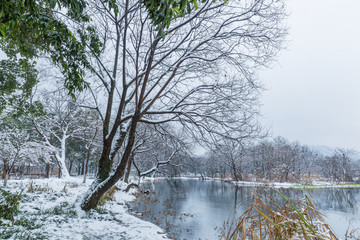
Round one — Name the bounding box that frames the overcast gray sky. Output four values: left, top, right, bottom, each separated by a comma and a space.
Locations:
260, 0, 360, 150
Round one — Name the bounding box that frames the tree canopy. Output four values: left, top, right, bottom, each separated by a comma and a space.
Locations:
0, 0, 99, 97
0, 0, 201, 115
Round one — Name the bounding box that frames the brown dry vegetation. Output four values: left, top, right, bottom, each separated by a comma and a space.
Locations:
221, 190, 338, 240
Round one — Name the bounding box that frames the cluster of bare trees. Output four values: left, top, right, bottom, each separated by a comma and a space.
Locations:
0, 122, 38, 186
0, 89, 101, 185
319, 149, 356, 182
0, 88, 192, 186
189, 137, 360, 183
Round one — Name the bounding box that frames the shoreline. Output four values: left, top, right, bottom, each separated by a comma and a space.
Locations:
141, 175, 360, 189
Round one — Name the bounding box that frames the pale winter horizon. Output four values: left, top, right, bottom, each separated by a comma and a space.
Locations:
260, 0, 360, 151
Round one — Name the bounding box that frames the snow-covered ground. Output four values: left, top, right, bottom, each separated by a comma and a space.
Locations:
0, 178, 169, 240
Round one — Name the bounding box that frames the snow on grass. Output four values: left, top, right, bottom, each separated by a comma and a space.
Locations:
0, 177, 169, 240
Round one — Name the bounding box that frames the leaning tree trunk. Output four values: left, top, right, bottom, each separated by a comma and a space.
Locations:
81, 117, 138, 211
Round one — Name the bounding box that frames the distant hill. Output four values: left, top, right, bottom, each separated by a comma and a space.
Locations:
310, 145, 360, 159
309, 145, 335, 156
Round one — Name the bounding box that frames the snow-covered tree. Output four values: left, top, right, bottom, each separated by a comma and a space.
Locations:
212, 140, 246, 181
32, 90, 84, 178
0, 123, 38, 186
71, 0, 287, 210
320, 149, 354, 182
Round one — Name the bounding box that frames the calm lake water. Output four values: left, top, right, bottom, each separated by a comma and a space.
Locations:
130, 179, 360, 240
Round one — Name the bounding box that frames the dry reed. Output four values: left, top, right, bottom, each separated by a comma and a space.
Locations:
220, 190, 338, 240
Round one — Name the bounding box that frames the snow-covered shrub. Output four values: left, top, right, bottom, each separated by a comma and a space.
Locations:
0, 189, 44, 239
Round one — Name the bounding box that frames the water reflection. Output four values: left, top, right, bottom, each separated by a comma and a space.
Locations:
130, 179, 360, 240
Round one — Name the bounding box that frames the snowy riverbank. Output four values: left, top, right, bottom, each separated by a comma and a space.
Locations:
142, 175, 360, 189
0, 177, 169, 240
3, 176, 359, 239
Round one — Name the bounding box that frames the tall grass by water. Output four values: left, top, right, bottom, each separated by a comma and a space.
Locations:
221, 190, 338, 240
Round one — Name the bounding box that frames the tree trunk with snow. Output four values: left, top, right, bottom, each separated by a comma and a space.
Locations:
81, 117, 138, 210
55, 154, 70, 178
52, 137, 70, 178
59, 135, 70, 178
